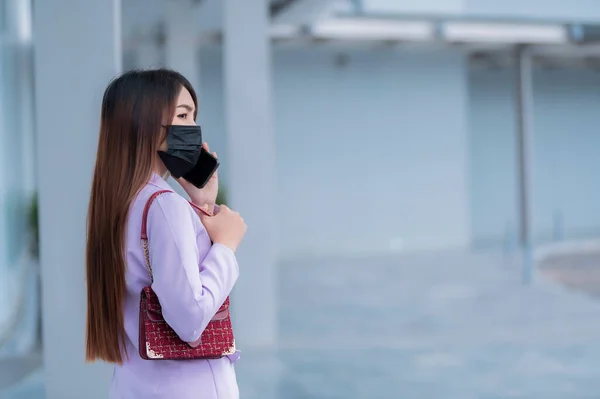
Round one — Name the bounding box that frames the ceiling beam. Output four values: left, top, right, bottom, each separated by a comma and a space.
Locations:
272, 0, 344, 25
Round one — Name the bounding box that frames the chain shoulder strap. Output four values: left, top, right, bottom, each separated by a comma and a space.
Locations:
140, 190, 173, 281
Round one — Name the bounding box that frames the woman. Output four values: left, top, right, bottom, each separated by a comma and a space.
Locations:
85, 69, 246, 398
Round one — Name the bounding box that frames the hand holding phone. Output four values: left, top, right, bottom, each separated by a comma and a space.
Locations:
182, 147, 219, 189
175, 143, 220, 208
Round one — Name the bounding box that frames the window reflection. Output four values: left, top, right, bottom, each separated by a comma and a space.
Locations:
0, 0, 38, 358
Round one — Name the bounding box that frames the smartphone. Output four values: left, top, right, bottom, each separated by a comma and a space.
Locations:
182, 147, 220, 189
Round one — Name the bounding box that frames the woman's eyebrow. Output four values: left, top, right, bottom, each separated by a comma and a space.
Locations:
176, 104, 194, 111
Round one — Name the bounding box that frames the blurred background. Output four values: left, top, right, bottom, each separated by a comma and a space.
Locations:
2, 0, 600, 398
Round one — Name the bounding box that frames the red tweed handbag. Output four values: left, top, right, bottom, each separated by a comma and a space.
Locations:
138, 190, 236, 360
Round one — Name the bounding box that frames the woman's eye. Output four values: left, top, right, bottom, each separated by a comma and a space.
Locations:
177, 113, 188, 119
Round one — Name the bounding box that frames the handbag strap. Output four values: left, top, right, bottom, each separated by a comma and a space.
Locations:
141, 190, 173, 280
140, 189, 214, 281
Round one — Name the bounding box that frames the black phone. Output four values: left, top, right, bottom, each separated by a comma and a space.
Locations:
182, 147, 220, 189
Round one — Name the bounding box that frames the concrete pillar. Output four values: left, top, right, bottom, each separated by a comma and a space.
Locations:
164, 0, 202, 198
223, 0, 277, 348
33, 1, 121, 398
514, 46, 535, 284
165, 0, 200, 90
136, 40, 162, 69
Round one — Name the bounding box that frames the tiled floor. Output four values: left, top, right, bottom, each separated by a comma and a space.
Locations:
273, 251, 600, 398
3, 250, 600, 398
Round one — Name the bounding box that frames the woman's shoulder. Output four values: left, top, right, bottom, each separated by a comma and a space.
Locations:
136, 183, 204, 242
130, 176, 200, 235
135, 183, 192, 218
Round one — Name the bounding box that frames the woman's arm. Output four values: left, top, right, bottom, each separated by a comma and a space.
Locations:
146, 192, 238, 344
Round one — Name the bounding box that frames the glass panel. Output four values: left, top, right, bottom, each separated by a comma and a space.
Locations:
0, 0, 37, 359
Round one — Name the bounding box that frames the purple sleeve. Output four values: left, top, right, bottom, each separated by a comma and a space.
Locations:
146, 193, 239, 344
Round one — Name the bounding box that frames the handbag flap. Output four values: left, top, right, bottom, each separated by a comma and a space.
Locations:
142, 286, 230, 323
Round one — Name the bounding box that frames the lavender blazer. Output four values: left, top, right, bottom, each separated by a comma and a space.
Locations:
109, 173, 240, 399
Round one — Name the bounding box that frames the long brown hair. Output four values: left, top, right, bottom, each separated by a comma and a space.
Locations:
85, 69, 198, 364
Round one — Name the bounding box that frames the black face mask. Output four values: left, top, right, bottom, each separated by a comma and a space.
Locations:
158, 125, 203, 178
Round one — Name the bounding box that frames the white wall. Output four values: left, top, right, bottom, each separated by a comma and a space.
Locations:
200, 46, 471, 258
468, 68, 518, 248
469, 66, 600, 247
533, 68, 600, 240
150, 44, 600, 256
